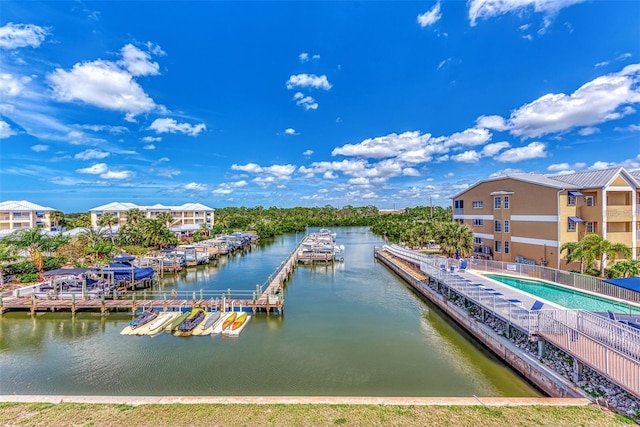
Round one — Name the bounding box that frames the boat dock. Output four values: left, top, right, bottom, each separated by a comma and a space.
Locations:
0, 233, 315, 316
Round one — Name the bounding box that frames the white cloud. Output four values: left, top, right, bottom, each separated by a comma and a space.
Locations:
333, 131, 431, 159
286, 74, 332, 90
118, 44, 160, 77
232, 163, 262, 173
595, 61, 610, 69
614, 124, 640, 132
48, 59, 157, 118
76, 162, 133, 180
76, 163, 109, 174
0, 23, 49, 49
500, 64, 640, 138
30, 144, 48, 152
263, 164, 296, 177
547, 162, 586, 172
100, 170, 133, 180
481, 141, 510, 156
143, 144, 156, 150
284, 128, 298, 135
303, 149, 314, 156
617, 53, 632, 61
437, 58, 451, 70
493, 141, 547, 162
0, 120, 16, 138
578, 126, 599, 136
451, 150, 481, 163
142, 136, 161, 142
183, 182, 208, 191
417, 2, 442, 28
74, 148, 110, 160
76, 124, 128, 134
312, 54, 320, 60
475, 115, 509, 131
148, 118, 206, 136
293, 92, 318, 110
444, 172, 455, 178
489, 167, 525, 177
468, 0, 585, 29
299, 52, 309, 62
211, 187, 233, 195
589, 161, 617, 170
0, 73, 29, 97
402, 168, 421, 176
447, 127, 492, 146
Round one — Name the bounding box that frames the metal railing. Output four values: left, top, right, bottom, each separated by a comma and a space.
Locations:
380, 244, 640, 397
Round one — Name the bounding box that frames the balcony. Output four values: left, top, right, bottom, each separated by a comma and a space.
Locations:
454, 207, 464, 216
0, 215, 10, 221
605, 205, 632, 221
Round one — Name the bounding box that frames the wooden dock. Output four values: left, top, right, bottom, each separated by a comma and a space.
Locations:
0, 234, 312, 316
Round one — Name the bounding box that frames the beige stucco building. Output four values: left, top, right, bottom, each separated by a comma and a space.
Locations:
452, 167, 639, 271
0, 200, 56, 236
89, 202, 214, 229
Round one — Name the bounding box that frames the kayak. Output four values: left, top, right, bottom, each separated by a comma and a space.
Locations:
221, 312, 237, 331
202, 311, 221, 330
130, 309, 157, 328
169, 311, 190, 331
231, 312, 248, 331
177, 309, 205, 332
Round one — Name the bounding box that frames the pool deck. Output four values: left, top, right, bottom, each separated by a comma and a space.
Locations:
421, 264, 564, 312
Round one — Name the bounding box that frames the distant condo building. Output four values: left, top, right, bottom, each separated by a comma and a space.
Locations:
452, 167, 639, 271
89, 202, 215, 230
0, 200, 57, 235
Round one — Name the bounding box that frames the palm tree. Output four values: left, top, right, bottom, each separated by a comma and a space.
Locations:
582, 234, 632, 277
156, 211, 175, 229
433, 222, 474, 258
77, 227, 114, 260
6, 227, 56, 278
141, 219, 177, 249
610, 259, 640, 278
560, 241, 594, 274
49, 210, 65, 231
97, 212, 118, 243
125, 208, 143, 225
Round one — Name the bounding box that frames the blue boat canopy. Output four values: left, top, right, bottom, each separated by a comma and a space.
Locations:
112, 254, 136, 262
568, 216, 584, 223
568, 191, 584, 196
603, 277, 640, 293
100, 263, 154, 281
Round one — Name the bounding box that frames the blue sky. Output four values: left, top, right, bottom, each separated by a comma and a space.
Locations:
1, 1, 639, 212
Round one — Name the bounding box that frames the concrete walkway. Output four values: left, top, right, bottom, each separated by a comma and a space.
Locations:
0, 395, 592, 406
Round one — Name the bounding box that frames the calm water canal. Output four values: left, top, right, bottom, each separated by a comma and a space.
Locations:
0, 227, 539, 397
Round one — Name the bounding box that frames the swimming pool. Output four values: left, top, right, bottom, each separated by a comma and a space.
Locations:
484, 274, 640, 314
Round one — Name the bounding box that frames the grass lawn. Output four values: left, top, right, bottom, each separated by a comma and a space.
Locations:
0, 402, 635, 427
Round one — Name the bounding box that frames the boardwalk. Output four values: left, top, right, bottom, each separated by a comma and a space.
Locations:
0, 234, 316, 316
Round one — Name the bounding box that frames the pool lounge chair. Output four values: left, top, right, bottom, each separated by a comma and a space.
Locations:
530, 300, 544, 311
457, 260, 468, 272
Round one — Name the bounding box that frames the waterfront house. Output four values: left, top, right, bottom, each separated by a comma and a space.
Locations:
0, 200, 57, 237
452, 167, 639, 271
89, 202, 215, 230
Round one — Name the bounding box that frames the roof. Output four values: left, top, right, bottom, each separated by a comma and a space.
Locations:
453, 166, 639, 199
548, 167, 637, 189
89, 202, 214, 212
90, 202, 140, 211
0, 200, 55, 212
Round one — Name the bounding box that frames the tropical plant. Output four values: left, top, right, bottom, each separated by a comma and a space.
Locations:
560, 241, 594, 274
97, 212, 118, 243
156, 211, 175, 228
582, 234, 631, 277
0, 242, 16, 287
608, 259, 640, 278
5, 227, 58, 278
140, 218, 177, 249
77, 227, 115, 259
49, 210, 65, 231
432, 222, 474, 258
125, 208, 143, 225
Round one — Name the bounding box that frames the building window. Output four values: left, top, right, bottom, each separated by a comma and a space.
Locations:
568, 220, 576, 232
474, 237, 483, 245
454, 200, 464, 209
472, 201, 483, 208
504, 220, 510, 233
494, 196, 501, 209
567, 195, 576, 206
504, 241, 510, 254
586, 222, 596, 233
494, 220, 501, 232
473, 219, 484, 226
585, 196, 594, 207
494, 241, 502, 253
504, 196, 509, 209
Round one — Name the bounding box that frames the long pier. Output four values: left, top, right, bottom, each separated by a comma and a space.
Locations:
0, 235, 310, 316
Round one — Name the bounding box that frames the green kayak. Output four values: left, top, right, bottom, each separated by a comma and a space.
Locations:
169, 311, 190, 331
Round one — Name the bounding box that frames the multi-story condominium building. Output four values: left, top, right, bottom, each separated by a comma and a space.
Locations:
0, 200, 56, 235
89, 202, 215, 229
452, 167, 639, 271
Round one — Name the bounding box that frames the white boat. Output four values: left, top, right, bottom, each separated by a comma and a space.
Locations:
146, 312, 177, 333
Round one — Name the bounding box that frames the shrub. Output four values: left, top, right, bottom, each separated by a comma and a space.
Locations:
19, 273, 39, 283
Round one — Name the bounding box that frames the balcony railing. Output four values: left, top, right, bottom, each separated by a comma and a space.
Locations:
606, 206, 632, 220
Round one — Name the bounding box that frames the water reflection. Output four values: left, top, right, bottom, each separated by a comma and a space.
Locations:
0, 227, 539, 397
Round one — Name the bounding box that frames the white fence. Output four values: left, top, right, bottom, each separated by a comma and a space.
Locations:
381, 244, 640, 397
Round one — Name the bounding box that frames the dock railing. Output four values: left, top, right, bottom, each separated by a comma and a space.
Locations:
381, 244, 640, 397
